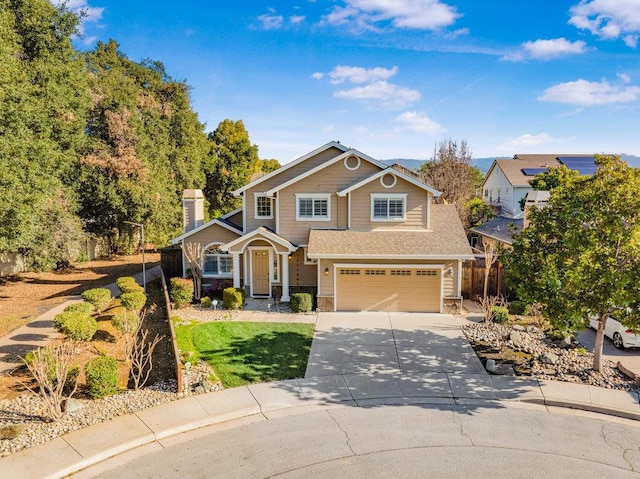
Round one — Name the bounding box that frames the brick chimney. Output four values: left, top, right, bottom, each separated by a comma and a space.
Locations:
523, 190, 550, 228
182, 189, 204, 233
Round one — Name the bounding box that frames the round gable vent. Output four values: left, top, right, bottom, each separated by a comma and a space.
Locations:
380, 173, 397, 188
344, 155, 360, 171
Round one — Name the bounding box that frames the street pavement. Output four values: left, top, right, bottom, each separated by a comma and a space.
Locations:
577, 328, 640, 376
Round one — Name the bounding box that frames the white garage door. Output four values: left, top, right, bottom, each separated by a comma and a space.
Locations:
336, 267, 441, 312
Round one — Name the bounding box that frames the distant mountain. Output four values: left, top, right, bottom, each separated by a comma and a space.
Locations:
620, 154, 640, 168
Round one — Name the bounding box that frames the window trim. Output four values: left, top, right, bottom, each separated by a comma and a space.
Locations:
370, 193, 407, 222
295, 193, 331, 222
202, 242, 233, 278
254, 194, 274, 219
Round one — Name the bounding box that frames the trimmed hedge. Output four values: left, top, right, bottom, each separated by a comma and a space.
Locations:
291, 293, 313, 313
120, 291, 147, 312
64, 302, 95, 315
200, 296, 212, 309
63, 314, 98, 341
491, 306, 509, 323
223, 287, 244, 310
53, 311, 78, 332
81, 288, 112, 311
85, 356, 118, 398
116, 277, 143, 294
170, 277, 193, 308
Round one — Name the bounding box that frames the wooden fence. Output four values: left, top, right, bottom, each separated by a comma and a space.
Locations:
461, 258, 510, 300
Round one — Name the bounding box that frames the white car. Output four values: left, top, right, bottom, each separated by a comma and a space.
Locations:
589, 316, 640, 349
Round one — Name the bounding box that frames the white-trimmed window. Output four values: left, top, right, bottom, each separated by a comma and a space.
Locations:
254, 195, 273, 219
202, 245, 233, 277
273, 253, 279, 282
371, 194, 406, 221
296, 194, 330, 221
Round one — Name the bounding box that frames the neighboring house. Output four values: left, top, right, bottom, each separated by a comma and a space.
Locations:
171, 142, 474, 312
482, 154, 596, 218
468, 216, 524, 253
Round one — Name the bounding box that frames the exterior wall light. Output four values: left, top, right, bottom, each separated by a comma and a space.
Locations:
324, 267, 329, 275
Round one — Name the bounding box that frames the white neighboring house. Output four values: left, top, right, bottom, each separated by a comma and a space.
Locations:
482, 154, 594, 218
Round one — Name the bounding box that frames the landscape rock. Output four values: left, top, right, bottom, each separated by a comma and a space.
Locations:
63, 398, 84, 413
540, 352, 559, 365
485, 359, 496, 373
512, 325, 525, 331
194, 385, 205, 394
527, 326, 539, 333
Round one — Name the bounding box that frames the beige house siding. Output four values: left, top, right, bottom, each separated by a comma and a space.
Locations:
276, 159, 381, 244
287, 248, 317, 287
349, 177, 430, 231
318, 259, 458, 299
183, 223, 240, 250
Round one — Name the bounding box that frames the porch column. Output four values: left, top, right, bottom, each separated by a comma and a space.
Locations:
280, 252, 290, 302
232, 253, 241, 289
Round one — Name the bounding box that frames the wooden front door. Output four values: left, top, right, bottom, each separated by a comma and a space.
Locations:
252, 250, 270, 296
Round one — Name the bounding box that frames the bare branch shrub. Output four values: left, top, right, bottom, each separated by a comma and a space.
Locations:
23, 342, 79, 421
476, 295, 506, 323
182, 241, 203, 300
482, 240, 498, 300
121, 310, 164, 390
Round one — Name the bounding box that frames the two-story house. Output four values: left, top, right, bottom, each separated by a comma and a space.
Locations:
172, 142, 474, 312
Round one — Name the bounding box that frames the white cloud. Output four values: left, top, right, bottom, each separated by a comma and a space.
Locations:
334, 81, 420, 109
289, 15, 306, 25
569, 0, 640, 47
322, 125, 335, 133
539, 78, 640, 106
394, 111, 444, 134
618, 72, 631, 83
502, 38, 588, 61
322, 0, 461, 32
310, 72, 324, 80
258, 13, 284, 30
500, 133, 556, 150
329, 65, 398, 84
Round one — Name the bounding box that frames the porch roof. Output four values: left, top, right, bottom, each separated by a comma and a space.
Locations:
221, 227, 298, 254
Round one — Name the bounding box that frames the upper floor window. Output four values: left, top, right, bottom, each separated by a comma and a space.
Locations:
202, 245, 233, 277
254, 195, 273, 219
371, 194, 406, 221
296, 194, 330, 221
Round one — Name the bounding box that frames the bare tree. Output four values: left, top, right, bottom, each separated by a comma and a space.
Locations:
482, 240, 498, 300
122, 310, 164, 390
420, 138, 475, 224
22, 342, 79, 421
182, 241, 203, 300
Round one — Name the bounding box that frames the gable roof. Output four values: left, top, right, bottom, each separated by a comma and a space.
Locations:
307, 204, 473, 259
262, 148, 388, 196
171, 218, 242, 244
221, 226, 297, 252
470, 216, 524, 245
337, 167, 441, 197
233, 141, 349, 196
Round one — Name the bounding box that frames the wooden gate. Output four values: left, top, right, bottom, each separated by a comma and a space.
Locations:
461, 258, 509, 299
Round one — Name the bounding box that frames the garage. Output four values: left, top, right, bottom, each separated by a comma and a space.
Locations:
335, 266, 442, 312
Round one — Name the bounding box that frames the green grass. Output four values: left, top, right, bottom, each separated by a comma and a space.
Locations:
174, 321, 315, 388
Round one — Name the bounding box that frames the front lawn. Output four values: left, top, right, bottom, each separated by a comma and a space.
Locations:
173, 321, 315, 388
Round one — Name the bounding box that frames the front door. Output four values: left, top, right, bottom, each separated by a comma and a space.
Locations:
252, 250, 270, 296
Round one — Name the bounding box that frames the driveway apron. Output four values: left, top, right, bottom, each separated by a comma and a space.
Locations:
304, 312, 485, 378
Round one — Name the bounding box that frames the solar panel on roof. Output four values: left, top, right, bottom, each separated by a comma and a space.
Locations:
557, 156, 594, 164
557, 156, 597, 176
521, 167, 548, 176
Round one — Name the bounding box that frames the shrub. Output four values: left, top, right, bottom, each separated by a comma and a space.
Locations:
223, 287, 244, 310
291, 293, 313, 313
200, 296, 212, 309
63, 314, 98, 341
85, 356, 118, 398
170, 277, 193, 308
120, 291, 147, 312
116, 277, 143, 294
64, 302, 95, 315
81, 288, 112, 311
111, 307, 139, 334
53, 311, 77, 332
491, 306, 509, 323
508, 301, 528, 316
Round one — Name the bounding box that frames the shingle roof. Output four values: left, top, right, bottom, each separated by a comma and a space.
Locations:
470, 216, 524, 245
495, 158, 561, 186
307, 204, 474, 259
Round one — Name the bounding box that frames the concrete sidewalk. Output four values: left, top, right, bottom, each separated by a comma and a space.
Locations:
2, 373, 639, 479
0, 266, 162, 376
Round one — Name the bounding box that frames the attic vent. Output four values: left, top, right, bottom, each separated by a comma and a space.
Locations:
344, 155, 360, 171
380, 173, 397, 188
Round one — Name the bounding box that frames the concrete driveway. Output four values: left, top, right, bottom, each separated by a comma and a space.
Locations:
305, 312, 485, 378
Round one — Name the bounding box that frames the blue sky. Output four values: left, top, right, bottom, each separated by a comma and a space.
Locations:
65, 0, 640, 163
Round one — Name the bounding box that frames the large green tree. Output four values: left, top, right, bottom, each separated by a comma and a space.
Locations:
205, 119, 259, 217
504, 156, 640, 370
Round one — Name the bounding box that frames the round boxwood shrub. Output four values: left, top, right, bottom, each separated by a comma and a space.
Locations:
291, 293, 313, 313
120, 291, 147, 312
169, 278, 193, 309
491, 306, 509, 323
223, 287, 244, 310
53, 311, 77, 332
81, 288, 112, 312
85, 356, 118, 398
508, 301, 527, 316
64, 302, 95, 316
63, 314, 98, 341
116, 277, 143, 294
200, 296, 212, 309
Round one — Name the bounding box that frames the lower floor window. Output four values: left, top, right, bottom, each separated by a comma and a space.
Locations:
203, 246, 232, 276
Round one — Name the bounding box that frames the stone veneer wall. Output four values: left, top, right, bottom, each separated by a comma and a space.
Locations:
316, 296, 334, 312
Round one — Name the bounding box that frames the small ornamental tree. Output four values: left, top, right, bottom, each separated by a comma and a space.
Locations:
503, 156, 640, 370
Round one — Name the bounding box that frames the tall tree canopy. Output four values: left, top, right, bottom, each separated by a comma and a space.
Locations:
503, 156, 640, 370
420, 138, 480, 226
205, 119, 259, 217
